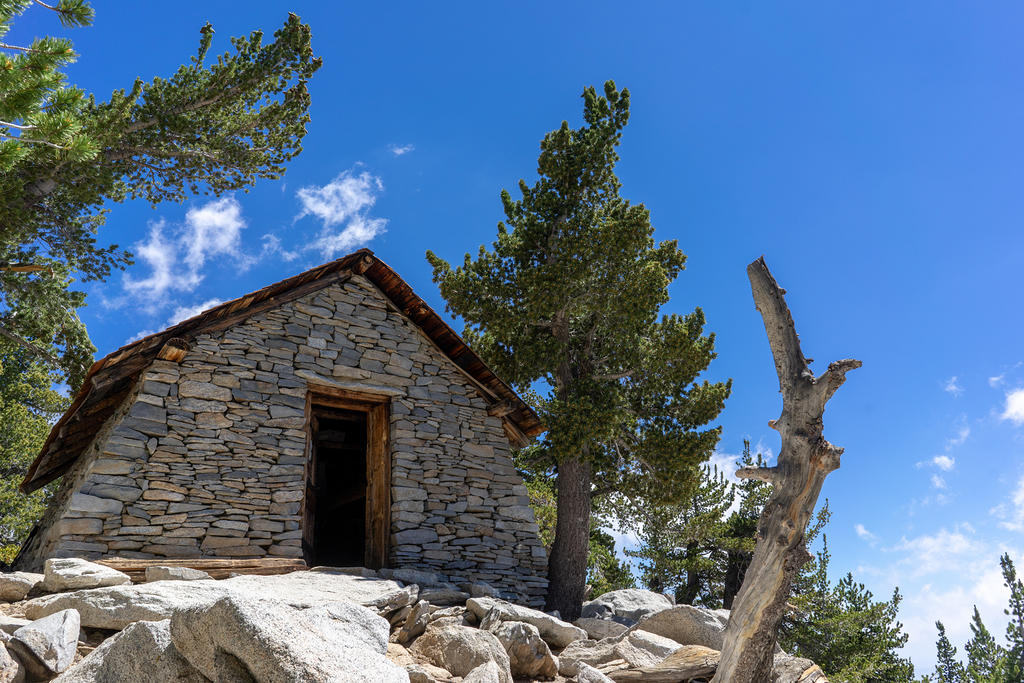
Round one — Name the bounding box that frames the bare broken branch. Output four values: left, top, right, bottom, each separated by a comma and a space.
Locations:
711, 257, 860, 683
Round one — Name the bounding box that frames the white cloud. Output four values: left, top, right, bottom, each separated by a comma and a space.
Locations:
121, 197, 258, 310
313, 215, 388, 259
1002, 389, 1024, 424
990, 374, 1006, 387
183, 197, 248, 271
167, 298, 223, 326
260, 234, 300, 262
931, 474, 947, 490
947, 424, 970, 448
855, 523, 878, 543
122, 221, 200, 305
994, 475, 1024, 531
295, 170, 387, 258
297, 170, 382, 227
125, 298, 224, 344
945, 376, 963, 396
389, 143, 414, 156
891, 524, 982, 577
932, 455, 955, 471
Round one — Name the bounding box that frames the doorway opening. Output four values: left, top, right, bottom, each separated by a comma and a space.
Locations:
307, 407, 367, 567
302, 387, 391, 570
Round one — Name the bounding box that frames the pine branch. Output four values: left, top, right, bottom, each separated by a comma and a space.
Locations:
0, 322, 61, 367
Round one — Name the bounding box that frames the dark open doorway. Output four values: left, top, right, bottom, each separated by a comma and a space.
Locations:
302, 386, 391, 570
305, 407, 367, 567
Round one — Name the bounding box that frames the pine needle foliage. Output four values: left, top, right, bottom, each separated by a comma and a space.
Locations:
0, 1, 321, 388
427, 80, 729, 619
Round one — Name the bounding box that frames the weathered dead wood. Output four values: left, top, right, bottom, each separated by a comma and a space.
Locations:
711, 257, 860, 683
609, 645, 720, 681
95, 557, 307, 582
156, 337, 190, 363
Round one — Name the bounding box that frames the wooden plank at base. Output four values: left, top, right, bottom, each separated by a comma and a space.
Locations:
96, 557, 307, 582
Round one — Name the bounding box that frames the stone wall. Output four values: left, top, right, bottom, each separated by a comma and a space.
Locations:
17, 274, 549, 605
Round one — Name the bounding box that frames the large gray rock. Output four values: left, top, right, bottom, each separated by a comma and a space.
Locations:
631, 604, 727, 650
614, 630, 681, 668
492, 621, 557, 680
462, 661, 503, 683
52, 619, 205, 683
143, 566, 211, 582
410, 622, 512, 683
397, 600, 430, 645
0, 573, 43, 603
169, 594, 406, 682
773, 654, 829, 682
24, 570, 414, 630
575, 617, 630, 640
7, 609, 80, 679
42, 559, 130, 593
466, 597, 586, 648
557, 630, 680, 677
0, 643, 25, 683
576, 662, 614, 683
580, 589, 673, 622
0, 618, 29, 637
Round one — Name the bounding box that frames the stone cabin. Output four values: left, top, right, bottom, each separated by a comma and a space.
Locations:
14, 250, 549, 604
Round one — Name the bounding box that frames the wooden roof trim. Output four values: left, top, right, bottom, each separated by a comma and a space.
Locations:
21, 249, 542, 493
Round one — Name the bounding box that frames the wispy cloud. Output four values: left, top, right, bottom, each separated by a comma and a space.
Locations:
125, 297, 224, 344
932, 455, 955, 471
990, 374, 1006, 388
993, 475, 1024, 531
855, 523, 878, 543
1002, 389, 1024, 425
295, 169, 387, 258
121, 197, 254, 309
167, 298, 223, 326
931, 474, 948, 490
945, 376, 963, 396
389, 143, 415, 156
183, 198, 249, 271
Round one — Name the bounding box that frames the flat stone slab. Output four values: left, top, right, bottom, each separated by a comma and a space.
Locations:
23, 570, 415, 630
43, 559, 131, 593
467, 596, 587, 649
0, 572, 44, 602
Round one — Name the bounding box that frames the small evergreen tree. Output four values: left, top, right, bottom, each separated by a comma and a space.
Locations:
965, 607, 1007, 682
0, 348, 69, 562
1001, 553, 1024, 681
622, 464, 734, 606
935, 621, 966, 683
722, 440, 771, 608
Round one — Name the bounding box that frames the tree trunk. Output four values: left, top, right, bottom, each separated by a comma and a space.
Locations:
711, 257, 860, 683
680, 542, 701, 605
723, 549, 750, 609
546, 454, 593, 621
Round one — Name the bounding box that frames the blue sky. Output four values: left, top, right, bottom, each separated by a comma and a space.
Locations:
14, 1, 1024, 670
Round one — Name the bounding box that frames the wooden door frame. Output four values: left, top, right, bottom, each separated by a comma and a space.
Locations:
304, 384, 391, 570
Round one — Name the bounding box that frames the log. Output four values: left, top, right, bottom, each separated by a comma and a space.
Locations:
609, 645, 720, 681
711, 258, 860, 683
96, 557, 307, 582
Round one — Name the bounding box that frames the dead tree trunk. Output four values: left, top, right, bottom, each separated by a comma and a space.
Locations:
711, 257, 860, 683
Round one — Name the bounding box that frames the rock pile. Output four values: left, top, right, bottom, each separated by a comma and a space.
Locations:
0, 559, 829, 682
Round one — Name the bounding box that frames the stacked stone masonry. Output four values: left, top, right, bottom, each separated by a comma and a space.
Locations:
17, 274, 549, 605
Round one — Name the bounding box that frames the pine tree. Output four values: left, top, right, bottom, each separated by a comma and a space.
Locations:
1001, 553, 1024, 681
1, 1, 321, 388
722, 440, 771, 608
622, 464, 734, 606
935, 621, 966, 682
427, 81, 730, 619
0, 347, 69, 563
965, 606, 1007, 682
